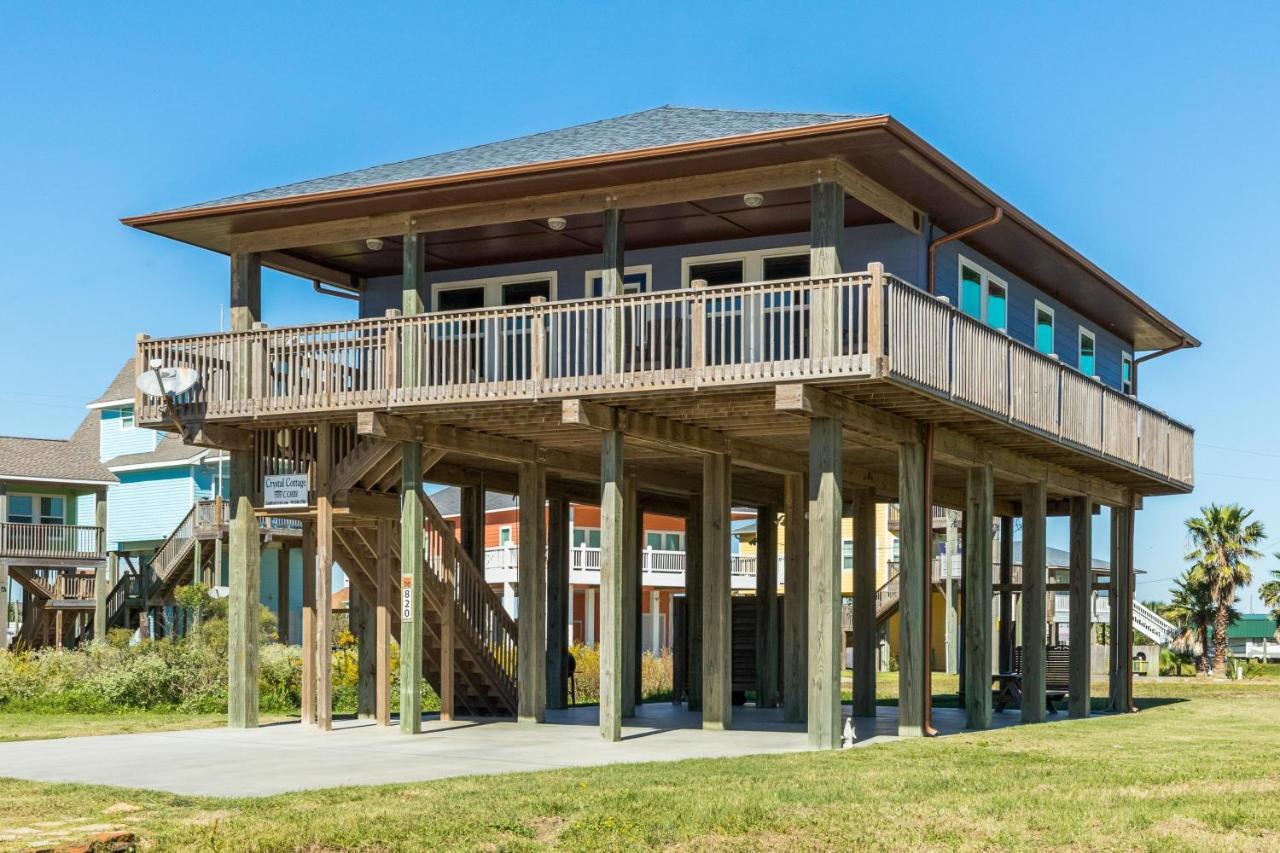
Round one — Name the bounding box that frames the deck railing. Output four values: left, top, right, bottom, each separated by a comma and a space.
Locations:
136, 268, 1192, 488
137, 272, 871, 420
0, 522, 104, 561
882, 277, 1194, 487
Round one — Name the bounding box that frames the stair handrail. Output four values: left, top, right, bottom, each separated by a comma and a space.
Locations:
1132, 600, 1177, 644
421, 496, 518, 692
151, 504, 198, 583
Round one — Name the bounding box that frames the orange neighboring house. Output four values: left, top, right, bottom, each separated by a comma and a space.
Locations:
431, 486, 755, 654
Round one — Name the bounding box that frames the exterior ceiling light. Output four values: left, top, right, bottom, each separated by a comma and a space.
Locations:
743, 192, 764, 208
547, 216, 567, 231
365, 237, 385, 251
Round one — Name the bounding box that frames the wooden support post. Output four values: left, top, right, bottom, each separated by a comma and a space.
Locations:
227, 251, 261, 730
314, 426, 334, 732
227, 454, 261, 728
755, 504, 779, 709
685, 500, 703, 712
702, 452, 732, 730
55, 610, 63, 649
546, 497, 570, 711
622, 479, 639, 716
0, 561, 9, 652
375, 518, 392, 726
782, 472, 808, 723
963, 465, 994, 731
998, 517, 1014, 674
275, 545, 290, 643
459, 483, 486, 575
851, 486, 877, 717
1021, 482, 1048, 723
353, 585, 375, 720
399, 442, 425, 734
897, 438, 927, 737
94, 493, 107, 641
1109, 506, 1135, 713
1069, 496, 1093, 718
599, 430, 625, 741
1111, 504, 1141, 712
301, 522, 316, 725
601, 206, 625, 374
808, 417, 843, 749
809, 178, 845, 361
518, 460, 548, 724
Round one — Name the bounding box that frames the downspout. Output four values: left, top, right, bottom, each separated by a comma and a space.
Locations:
919, 207, 1003, 737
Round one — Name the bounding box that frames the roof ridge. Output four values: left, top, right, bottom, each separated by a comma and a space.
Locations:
0, 435, 71, 443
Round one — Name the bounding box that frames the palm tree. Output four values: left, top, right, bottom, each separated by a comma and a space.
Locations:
1185, 504, 1265, 675
1164, 570, 1219, 675
1259, 553, 1280, 638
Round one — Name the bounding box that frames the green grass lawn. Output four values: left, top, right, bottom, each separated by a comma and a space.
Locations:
2, 678, 1279, 850
0, 712, 293, 744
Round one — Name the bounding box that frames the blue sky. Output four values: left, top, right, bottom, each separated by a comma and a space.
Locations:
1, 2, 1277, 605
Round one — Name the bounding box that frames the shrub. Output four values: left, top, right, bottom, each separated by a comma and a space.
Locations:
567, 644, 672, 705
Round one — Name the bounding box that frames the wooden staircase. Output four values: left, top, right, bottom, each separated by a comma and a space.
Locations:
9, 567, 98, 649
332, 493, 518, 718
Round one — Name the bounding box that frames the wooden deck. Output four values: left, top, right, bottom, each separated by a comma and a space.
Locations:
0, 521, 105, 565
135, 270, 1192, 496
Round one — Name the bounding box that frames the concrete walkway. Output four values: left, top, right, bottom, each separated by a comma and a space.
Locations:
0, 702, 1053, 797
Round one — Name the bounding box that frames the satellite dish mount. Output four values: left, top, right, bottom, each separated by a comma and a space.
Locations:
135, 359, 201, 440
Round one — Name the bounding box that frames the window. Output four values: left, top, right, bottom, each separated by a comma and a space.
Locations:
572, 528, 601, 548
957, 258, 1008, 332
1078, 328, 1097, 377
6, 495, 33, 524
687, 259, 744, 286
6, 495, 64, 525
682, 246, 809, 288
498, 526, 513, 547
1121, 352, 1134, 395
842, 539, 853, 571
115, 407, 135, 429
1034, 301, 1056, 355
645, 531, 683, 551
588, 266, 651, 297
433, 272, 557, 311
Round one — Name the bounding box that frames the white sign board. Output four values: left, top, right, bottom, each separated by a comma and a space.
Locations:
401, 575, 415, 622
263, 473, 310, 508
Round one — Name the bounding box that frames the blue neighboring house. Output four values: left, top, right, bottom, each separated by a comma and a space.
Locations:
88, 363, 305, 642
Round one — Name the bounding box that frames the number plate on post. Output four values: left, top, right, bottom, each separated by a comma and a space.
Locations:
401, 574, 414, 622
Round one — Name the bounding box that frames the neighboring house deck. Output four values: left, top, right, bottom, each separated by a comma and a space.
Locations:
121, 106, 1194, 743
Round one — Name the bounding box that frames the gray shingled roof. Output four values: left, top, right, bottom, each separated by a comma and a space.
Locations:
428, 485, 517, 518
173, 106, 866, 213
105, 435, 208, 470
0, 413, 114, 484
88, 361, 135, 406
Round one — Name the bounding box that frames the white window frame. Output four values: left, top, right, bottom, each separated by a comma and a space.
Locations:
957, 256, 1009, 332
5, 492, 67, 525
114, 406, 135, 430
681, 245, 810, 288
1077, 327, 1098, 377
497, 525, 514, 547
584, 264, 653, 296
1034, 300, 1056, 355
644, 529, 685, 551
432, 270, 558, 311
1121, 351, 1134, 396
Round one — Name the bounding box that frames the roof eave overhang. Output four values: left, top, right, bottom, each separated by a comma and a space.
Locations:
119, 113, 1197, 352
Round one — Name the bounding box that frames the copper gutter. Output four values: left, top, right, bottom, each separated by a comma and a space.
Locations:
918, 208, 1003, 737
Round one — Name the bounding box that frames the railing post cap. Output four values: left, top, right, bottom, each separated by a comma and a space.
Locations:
252, 321, 268, 330
136, 332, 150, 342
531, 295, 547, 304
385, 308, 402, 318
937, 295, 951, 306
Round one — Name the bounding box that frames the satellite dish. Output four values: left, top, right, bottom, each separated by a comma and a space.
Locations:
136, 365, 200, 398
